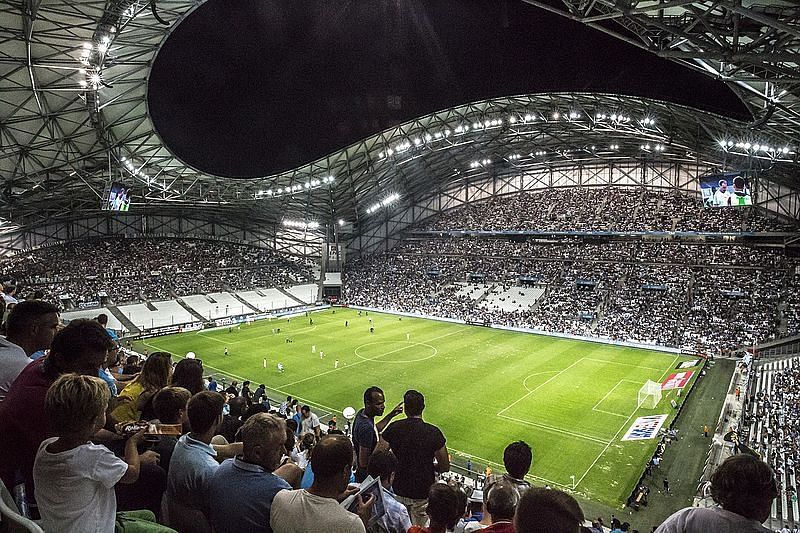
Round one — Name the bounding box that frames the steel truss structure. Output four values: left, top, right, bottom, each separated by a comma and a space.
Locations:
0, 0, 798, 259
524, 1, 800, 149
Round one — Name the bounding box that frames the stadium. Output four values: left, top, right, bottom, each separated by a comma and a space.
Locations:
0, 1, 798, 532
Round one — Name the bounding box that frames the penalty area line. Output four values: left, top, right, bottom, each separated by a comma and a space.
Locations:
497, 358, 584, 417
575, 353, 683, 489
497, 413, 610, 445
449, 447, 566, 489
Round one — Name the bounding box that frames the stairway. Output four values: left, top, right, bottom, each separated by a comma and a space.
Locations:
277, 287, 306, 306
229, 291, 260, 313
176, 298, 207, 322
106, 305, 141, 335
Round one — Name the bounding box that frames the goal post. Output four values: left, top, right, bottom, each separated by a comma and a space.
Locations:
638, 380, 662, 409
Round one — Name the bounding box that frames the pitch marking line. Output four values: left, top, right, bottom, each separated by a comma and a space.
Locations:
497, 414, 610, 445
497, 359, 584, 416
582, 357, 664, 372
140, 340, 335, 419
574, 354, 682, 490
591, 379, 641, 418
449, 447, 566, 489
522, 371, 561, 392
195, 325, 318, 346
354, 341, 438, 364
278, 327, 466, 389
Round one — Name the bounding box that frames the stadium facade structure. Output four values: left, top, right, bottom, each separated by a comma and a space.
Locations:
0, 0, 798, 259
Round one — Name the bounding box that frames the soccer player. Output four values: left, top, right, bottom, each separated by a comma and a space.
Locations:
224, 347, 229, 356
277, 363, 284, 373
406, 333, 410, 341
320, 351, 324, 359
714, 179, 732, 206
263, 358, 267, 369
334, 359, 339, 369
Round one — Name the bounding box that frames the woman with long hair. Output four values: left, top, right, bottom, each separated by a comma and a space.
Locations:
111, 351, 172, 423
170, 357, 205, 395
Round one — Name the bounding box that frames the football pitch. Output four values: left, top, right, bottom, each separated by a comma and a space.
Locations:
136, 307, 700, 506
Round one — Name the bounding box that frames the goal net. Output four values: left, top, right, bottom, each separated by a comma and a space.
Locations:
638, 380, 662, 409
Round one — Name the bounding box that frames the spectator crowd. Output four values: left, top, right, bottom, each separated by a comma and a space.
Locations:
345, 188, 800, 355
0, 261, 790, 532
0, 238, 315, 308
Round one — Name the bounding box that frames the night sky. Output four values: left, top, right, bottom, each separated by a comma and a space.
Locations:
147, 0, 748, 179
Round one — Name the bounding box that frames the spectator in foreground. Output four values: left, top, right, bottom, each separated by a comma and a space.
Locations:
0, 300, 60, 402
514, 487, 585, 533
352, 386, 403, 481
270, 434, 374, 533
655, 454, 778, 533
381, 389, 450, 525
0, 319, 114, 505
366, 449, 412, 533
300, 404, 321, 438
481, 480, 520, 533
208, 413, 302, 533
33, 374, 165, 532
112, 351, 173, 423
485, 441, 532, 495
151, 386, 192, 474
408, 483, 462, 533
457, 489, 487, 533
165, 390, 225, 533
171, 358, 206, 395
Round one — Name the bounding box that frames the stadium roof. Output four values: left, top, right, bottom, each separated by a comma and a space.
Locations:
0, 0, 798, 238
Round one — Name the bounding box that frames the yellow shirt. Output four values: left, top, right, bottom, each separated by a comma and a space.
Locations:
112, 381, 144, 422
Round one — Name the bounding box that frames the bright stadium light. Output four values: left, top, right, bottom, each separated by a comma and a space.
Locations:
282, 219, 320, 230
366, 193, 401, 214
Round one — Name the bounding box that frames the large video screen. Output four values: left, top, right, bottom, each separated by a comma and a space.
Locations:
700, 172, 752, 207
103, 182, 132, 212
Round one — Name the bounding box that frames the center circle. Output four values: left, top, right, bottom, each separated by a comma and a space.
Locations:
354, 341, 437, 364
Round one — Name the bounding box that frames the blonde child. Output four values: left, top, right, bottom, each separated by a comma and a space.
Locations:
33, 373, 163, 532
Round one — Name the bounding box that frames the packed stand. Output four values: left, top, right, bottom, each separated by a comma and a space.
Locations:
345, 236, 793, 353
0, 238, 315, 308
423, 186, 796, 233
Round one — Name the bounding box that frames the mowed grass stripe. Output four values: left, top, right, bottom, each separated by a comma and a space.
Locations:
137, 308, 698, 506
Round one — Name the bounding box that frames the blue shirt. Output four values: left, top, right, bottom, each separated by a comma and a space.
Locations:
300, 463, 356, 489
98, 368, 117, 396
208, 457, 290, 533
375, 485, 411, 533
166, 434, 218, 513
292, 412, 303, 436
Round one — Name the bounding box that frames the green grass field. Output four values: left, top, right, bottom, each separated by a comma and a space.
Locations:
136, 307, 700, 506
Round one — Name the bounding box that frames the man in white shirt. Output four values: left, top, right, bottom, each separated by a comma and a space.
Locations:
300, 404, 321, 438
0, 300, 60, 402
714, 180, 732, 207
271, 435, 374, 533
